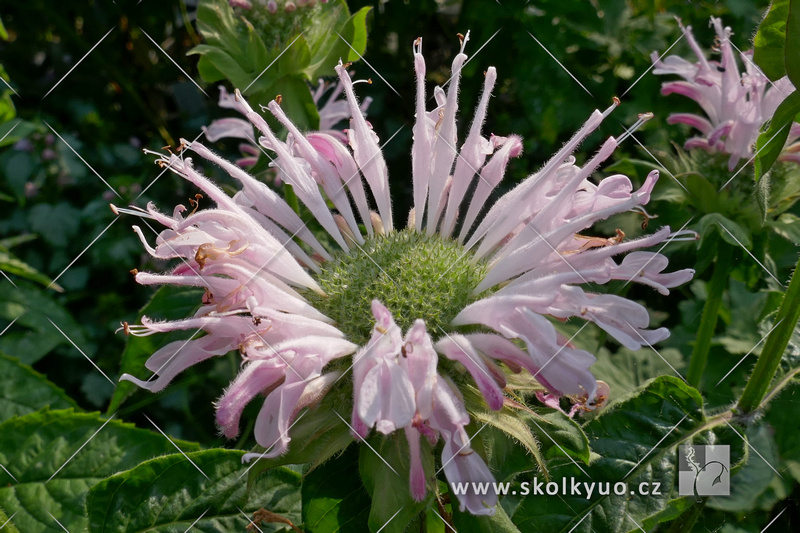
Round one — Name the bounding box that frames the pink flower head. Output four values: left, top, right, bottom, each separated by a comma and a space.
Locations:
652, 17, 798, 171
119, 31, 692, 516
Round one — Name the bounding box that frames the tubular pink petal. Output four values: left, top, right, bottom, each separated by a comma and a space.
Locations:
405, 425, 428, 501
121, 335, 235, 393
360, 361, 416, 434
500, 308, 598, 398
412, 41, 433, 232
426, 47, 468, 235
435, 334, 504, 411
188, 141, 332, 261
443, 67, 497, 238
459, 134, 522, 239
244, 110, 349, 250
464, 104, 613, 252
253, 379, 310, 458
216, 360, 285, 438
307, 132, 374, 236
203, 118, 255, 143
335, 62, 393, 232
666, 113, 714, 135
400, 319, 438, 419
268, 101, 364, 244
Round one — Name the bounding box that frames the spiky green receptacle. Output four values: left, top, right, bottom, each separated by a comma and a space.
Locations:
306, 229, 488, 346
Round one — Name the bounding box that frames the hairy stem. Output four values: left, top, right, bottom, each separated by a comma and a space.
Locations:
738, 256, 800, 413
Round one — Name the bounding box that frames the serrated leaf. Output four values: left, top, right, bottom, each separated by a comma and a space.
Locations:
301, 445, 371, 533
754, 0, 791, 81
359, 433, 432, 533
0, 409, 202, 533
0, 507, 20, 533
0, 353, 78, 423
86, 449, 301, 533
697, 213, 752, 249
754, 90, 800, 183
108, 285, 203, 413
0, 283, 91, 365
511, 377, 710, 533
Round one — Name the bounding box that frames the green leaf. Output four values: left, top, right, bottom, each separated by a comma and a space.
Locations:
86, 449, 301, 533
195, 0, 242, 51
683, 174, 720, 214
107, 285, 204, 413
0, 283, 91, 365
0, 353, 78, 423
765, 383, 800, 483
276, 36, 312, 88
359, 433, 432, 533
301, 445, 371, 532
190, 44, 252, 87
0, 507, 20, 533
754, 90, 800, 183
191, 0, 311, 95
452, 503, 522, 533
708, 424, 778, 512
754, 0, 791, 81
591, 345, 685, 400
0, 409, 202, 533
768, 213, 800, 244
697, 213, 752, 249
0, 248, 63, 291
526, 409, 591, 465
305, 5, 372, 80
786, 0, 800, 88
511, 377, 713, 533
640, 497, 694, 531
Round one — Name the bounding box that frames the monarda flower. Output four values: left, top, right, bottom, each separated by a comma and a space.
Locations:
117, 33, 693, 516
652, 17, 798, 171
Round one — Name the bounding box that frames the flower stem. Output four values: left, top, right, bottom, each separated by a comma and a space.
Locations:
686, 243, 733, 387
738, 256, 800, 414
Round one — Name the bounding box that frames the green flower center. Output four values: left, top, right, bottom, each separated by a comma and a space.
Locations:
306, 229, 488, 345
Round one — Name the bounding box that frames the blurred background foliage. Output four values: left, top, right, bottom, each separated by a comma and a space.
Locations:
5, 0, 800, 530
